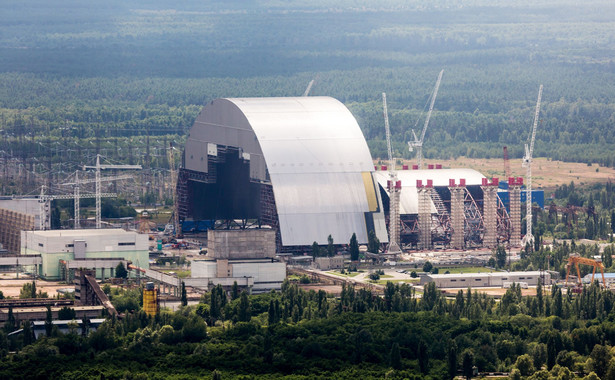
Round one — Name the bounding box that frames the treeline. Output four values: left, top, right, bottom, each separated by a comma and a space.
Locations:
2, 277, 615, 378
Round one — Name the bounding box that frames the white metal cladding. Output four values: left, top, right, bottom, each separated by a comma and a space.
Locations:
186, 97, 388, 246
373, 168, 486, 215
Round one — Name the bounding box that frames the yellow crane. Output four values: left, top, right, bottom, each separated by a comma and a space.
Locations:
565, 254, 606, 289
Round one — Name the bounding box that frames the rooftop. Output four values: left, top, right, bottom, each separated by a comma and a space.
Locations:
25, 228, 140, 238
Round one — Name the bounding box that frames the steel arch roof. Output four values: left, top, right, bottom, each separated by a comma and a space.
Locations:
185, 96, 388, 246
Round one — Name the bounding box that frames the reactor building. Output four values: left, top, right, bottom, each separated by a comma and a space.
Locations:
178, 96, 541, 252
177, 96, 389, 252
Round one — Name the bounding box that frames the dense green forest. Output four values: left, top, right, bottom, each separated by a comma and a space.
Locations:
1, 0, 615, 197
4, 275, 615, 379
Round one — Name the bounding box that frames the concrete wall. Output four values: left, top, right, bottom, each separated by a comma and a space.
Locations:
191, 261, 217, 278
191, 259, 286, 291
207, 229, 276, 259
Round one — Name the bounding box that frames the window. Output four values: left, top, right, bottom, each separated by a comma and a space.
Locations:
502, 278, 508, 281
475, 279, 481, 282
38, 243, 43, 247
461, 279, 466, 282
65, 244, 74, 248
519, 277, 526, 280
451, 279, 457, 282
118, 242, 135, 246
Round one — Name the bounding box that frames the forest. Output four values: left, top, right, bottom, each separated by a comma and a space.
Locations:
3, 275, 615, 379
1, 0, 615, 198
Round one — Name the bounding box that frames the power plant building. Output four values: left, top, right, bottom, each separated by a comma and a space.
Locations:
21, 229, 149, 280
178, 97, 389, 251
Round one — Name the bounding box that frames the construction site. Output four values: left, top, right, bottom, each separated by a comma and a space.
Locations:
0, 76, 606, 329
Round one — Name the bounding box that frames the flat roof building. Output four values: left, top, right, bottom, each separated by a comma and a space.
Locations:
21, 229, 149, 280
421, 271, 550, 288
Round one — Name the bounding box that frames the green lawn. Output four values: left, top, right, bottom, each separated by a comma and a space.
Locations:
327, 271, 362, 278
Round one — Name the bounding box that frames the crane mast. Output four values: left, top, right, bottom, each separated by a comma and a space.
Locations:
168, 143, 180, 237
521, 84, 543, 248
83, 154, 142, 229
408, 69, 444, 169
383, 93, 401, 254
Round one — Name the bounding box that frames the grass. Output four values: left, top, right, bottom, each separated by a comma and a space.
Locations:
159, 269, 191, 279
327, 271, 362, 278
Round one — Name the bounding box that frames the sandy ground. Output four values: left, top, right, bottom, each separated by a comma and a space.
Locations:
408, 157, 615, 189
0, 274, 70, 298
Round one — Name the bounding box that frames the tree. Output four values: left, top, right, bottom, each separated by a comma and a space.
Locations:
58, 306, 76, 320
181, 281, 187, 307
514, 354, 535, 376
45, 305, 53, 337
589, 344, 611, 379
311, 241, 321, 259
238, 291, 251, 322
368, 230, 380, 253
494, 245, 507, 268
422, 261, 433, 273
327, 235, 335, 257
462, 349, 474, 380
418, 339, 429, 373
349, 233, 359, 261
389, 342, 401, 369
231, 281, 239, 300
115, 262, 128, 279
447, 341, 458, 379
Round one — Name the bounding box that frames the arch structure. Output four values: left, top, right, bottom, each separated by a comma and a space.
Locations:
178, 96, 388, 251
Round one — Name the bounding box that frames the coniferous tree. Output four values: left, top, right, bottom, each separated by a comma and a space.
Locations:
349, 233, 359, 261
238, 291, 251, 322
389, 342, 401, 369
447, 341, 458, 380
181, 281, 187, 307
327, 235, 335, 257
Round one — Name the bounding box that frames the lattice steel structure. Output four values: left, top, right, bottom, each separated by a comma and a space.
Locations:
509, 177, 523, 247
481, 179, 499, 248
417, 181, 432, 250
448, 183, 465, 249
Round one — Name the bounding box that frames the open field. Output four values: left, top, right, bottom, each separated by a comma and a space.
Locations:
415, 157, 615, 190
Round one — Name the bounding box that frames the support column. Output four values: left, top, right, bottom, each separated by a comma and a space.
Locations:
509, 177, 522, 247
387, 178, 402, 254
481, 178, 499, 248
448, 180, 465, 249
417, 180, 432, 250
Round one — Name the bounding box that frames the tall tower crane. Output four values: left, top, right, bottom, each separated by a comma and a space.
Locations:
61, 170, 133, 229
408, 69, 444, 169
382, 93, 402, 254
167, 142, 180, 237
521, 85, 543, 248
83, 154, 141, 229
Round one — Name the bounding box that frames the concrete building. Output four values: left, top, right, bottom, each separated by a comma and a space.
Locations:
421, 271, 550, 288
20, 229, 149, 280
314, 256, 345, 270
190, 229, 286, 292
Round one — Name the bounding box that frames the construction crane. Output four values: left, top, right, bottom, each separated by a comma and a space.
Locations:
565, 254, 606, 290
408, 69, 444, 169
83, 154, 141, 229
521, 85, 543, 248
167, 142, 180, 237
382, 93, 402, 255
37, 185, 116, 230
61, 171, 133, 229
302, 75, 319, 96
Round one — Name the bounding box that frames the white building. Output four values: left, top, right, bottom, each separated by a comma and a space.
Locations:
21, 229, 149, 280
191, 259, 286, 292
421, 271, 550, 288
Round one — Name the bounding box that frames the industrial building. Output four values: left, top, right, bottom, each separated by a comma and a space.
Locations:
20, 229, 149, 280
421, 271, 550, 288
177, 96, 389, 252
190, 229, 286, 292
0, 198, 39, 254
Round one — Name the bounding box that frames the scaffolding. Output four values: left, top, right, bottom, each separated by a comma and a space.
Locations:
417, 180, 432, 250
448, 180, 465, 249
509, 177, 522, 247
481, 178, 499, 248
